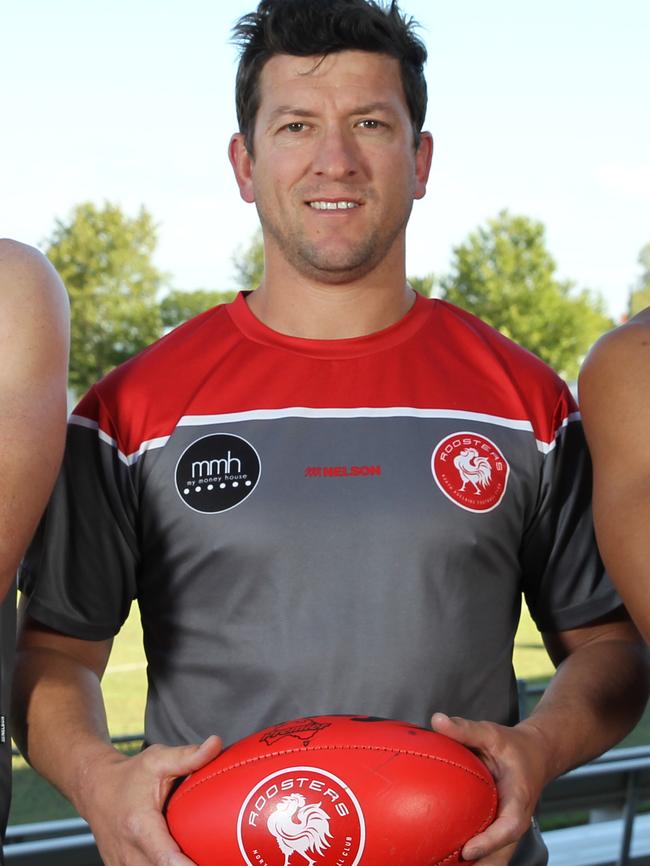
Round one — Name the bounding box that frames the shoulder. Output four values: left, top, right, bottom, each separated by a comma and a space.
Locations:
434, 299, 573, 422
97, 300, 232, 396
582, 310, 650, 369
579, 312, 650, 407
435, 298, 563, 375
78, 301, 236, 450
0, 239, 69, 330
0, 239, 63, 289
0, 241, 69, 377
578, 313, 650, 456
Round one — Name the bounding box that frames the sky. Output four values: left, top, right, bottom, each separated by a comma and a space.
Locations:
2, 0, 648, 320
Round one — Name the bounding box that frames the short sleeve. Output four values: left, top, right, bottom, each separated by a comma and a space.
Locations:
19, 387, 139, 640
520, 392, 622, 632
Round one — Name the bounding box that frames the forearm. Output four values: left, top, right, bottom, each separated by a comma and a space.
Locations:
431, 620, 649, 864
12, 646, 126, 818
520, 637, 649, 784
13, 639, 222, 866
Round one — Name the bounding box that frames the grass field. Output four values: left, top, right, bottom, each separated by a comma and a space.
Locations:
9, 603, 649, 825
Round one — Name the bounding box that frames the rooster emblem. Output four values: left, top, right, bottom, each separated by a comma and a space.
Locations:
453, 447, 492, 494
267, 793, 333, 866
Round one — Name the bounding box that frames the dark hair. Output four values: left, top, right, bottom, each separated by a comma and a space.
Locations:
232, 0, 427, 153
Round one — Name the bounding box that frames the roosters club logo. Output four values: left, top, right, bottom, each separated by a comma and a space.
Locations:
175, 433, 261, 514
431, 432, 509, 513
237, 767, 365, 866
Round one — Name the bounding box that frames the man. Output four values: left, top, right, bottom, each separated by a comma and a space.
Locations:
579, 307, 650, 643
0, 239, 69, 856
12, 2, 649, 865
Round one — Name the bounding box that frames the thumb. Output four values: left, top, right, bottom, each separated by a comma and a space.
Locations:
431, 712, 459, 734
431, 713, 479, 746
170, 735, 223, 775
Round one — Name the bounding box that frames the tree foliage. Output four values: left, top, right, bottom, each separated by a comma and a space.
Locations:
232, 228, 264, 291
48, 202, 621, 395
408, 273, 435, 297
161, 289, 237, 330
628, 243, 650, 316
439, 211, 613, 380
46, 202, 168, 395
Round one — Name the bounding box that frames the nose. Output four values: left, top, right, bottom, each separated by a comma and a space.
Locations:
311, 125, 360, 180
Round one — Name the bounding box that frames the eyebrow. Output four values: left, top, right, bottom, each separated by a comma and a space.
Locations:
267, 106, 318, 123
349, 102, 397, 116
267, 101, 397, 123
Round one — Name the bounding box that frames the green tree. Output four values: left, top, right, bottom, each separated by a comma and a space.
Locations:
439, 211, 613, 380
628, 243, 650, 316
46, 202, 168, 395
408, 273, 435, 297
160, 289, 237, 330
232, 228, 264, 290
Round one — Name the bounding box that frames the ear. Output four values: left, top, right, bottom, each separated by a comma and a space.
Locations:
229, 133, 255, 204
414, 132, 434, 201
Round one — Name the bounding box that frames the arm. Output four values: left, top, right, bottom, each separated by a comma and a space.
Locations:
0, 240, 69, 600
11, 316, 221, 866
579, 312, 650, 643
432, 609, 649, 866
13, 606, 222, 866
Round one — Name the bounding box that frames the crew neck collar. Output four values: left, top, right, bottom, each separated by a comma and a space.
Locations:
226, 291, 434, 359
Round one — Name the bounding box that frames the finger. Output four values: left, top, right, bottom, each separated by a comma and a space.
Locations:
151, 736, 223, 777
462, 806, 526, 861
150, 836, 198, 866
135, 841, 197, 866
166, 852, 199, 866
467, 840, 518, 866
431, 713, 492, 750
178, 735, 223, 773
128, 807, 197, 866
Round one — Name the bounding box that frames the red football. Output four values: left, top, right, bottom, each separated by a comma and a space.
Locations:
166, 715, 497, 866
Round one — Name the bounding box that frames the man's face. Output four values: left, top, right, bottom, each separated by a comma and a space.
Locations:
230, 50, 432, 285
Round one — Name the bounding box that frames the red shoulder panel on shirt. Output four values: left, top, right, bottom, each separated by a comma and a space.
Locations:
71, 295, 576, 459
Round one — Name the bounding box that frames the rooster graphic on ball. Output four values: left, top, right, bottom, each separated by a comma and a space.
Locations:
267, 793, 333, 866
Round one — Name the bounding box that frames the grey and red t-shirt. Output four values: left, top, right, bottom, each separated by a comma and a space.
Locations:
20, 292, 619, 865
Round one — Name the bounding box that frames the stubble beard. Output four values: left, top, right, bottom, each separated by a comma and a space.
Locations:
257, 201, 413, 285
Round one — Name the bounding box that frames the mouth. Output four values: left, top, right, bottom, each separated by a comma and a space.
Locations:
306, 200, 361, 210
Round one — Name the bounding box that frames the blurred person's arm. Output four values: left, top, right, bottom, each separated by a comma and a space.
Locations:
579, 309, 650, 643
7, 257, 221, 864
13, 608, 222, 866
0, 240, 69, 600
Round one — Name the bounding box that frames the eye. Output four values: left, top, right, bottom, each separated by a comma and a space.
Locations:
284, 122, 308, 133
356, 119, 384, 130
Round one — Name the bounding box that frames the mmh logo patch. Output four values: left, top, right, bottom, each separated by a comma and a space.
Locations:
175, 433, 261, 514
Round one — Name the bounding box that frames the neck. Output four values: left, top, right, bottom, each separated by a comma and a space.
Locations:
246, 248, 416, 340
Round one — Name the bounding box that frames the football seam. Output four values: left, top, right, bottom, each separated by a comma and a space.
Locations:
171, 744, 495, 807
433, 788, 498, 866
436, 849, 464, 866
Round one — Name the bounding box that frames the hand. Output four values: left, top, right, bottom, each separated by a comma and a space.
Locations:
431, 713, 549, 866
79, 735, 223, 866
